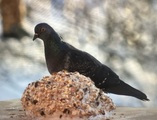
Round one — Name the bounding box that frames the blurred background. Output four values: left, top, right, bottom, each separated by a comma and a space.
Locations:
0, 0, 157, 107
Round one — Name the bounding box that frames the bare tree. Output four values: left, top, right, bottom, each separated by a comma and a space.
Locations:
1, 0, 29, 39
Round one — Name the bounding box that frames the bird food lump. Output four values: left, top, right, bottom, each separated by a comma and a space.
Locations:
21, 71, 116, 120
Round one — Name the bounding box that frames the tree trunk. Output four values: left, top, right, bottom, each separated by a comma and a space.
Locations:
1, 0, 28, 39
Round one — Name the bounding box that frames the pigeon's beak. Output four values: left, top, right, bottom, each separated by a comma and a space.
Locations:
33, 33, 39, 41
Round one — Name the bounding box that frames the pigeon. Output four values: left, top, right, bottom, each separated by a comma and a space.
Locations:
33, 23, 149, 101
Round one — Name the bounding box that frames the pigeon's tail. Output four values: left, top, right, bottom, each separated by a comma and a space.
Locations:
106, 80, 149, 101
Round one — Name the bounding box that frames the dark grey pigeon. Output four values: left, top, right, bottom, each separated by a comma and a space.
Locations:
33, 23, 149, 101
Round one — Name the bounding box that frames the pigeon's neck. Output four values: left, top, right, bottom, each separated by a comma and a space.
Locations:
43, 33, 62, 57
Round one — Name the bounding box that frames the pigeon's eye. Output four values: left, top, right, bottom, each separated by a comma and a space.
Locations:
40, 28, 46, 32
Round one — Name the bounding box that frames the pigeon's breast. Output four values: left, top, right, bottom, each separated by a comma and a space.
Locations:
45, 54, 64, 74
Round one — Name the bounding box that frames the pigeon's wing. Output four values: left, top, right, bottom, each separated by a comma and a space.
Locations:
61, 41, 119, 83
62, 42, 128, 89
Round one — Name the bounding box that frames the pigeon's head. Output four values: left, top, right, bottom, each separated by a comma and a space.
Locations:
33, 23, 53, 41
